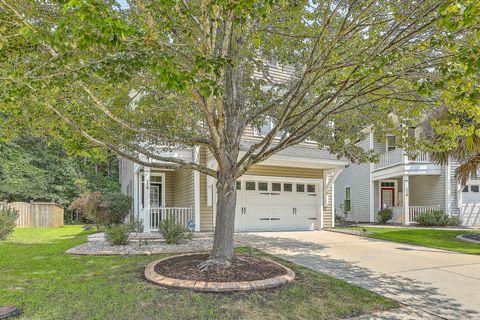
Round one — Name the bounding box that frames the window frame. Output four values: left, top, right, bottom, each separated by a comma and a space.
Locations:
386, 135, 397, 152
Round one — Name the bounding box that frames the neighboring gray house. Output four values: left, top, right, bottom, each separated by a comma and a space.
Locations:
335, 128, 480, 226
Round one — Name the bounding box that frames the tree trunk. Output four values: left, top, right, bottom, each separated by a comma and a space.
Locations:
212, 172, 237, 259
199, 171, 237, 269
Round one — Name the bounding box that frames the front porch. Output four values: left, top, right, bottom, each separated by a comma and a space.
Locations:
373, 173, 447, 225
134, 165, 201, 232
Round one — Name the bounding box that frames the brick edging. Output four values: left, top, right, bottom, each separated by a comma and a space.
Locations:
144, 254, 295, 292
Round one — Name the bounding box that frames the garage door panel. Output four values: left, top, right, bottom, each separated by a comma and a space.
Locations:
235, 179, 320, 232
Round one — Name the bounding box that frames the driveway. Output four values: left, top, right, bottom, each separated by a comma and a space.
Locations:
236, 231, 480, 320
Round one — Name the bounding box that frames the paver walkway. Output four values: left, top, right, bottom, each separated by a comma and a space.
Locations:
237, 231, 480, 320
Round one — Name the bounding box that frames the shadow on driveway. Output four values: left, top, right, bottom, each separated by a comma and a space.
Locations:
237, 233, 479, 320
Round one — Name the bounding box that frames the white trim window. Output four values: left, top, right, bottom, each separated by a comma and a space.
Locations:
386, 135, 397, 152
344, 187, 351, 213
254, 116, 287, 138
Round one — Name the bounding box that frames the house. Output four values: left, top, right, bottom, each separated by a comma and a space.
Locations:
119, 141, 347, 233
334, 128, 480, 226
119, 61, 348, 233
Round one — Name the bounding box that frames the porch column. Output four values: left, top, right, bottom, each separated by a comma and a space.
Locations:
403, 175, 410, 225
143, 167, 151, 233
133, 170, 139, 222
193, 146, 201, 232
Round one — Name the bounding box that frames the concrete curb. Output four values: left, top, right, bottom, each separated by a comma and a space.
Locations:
144, 254, 295, 292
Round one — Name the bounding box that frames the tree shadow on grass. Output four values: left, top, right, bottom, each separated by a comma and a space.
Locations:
237, 233, 479, 320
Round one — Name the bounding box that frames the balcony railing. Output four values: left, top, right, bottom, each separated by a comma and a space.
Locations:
374, 148, 432, 171
150, 207, 193, 231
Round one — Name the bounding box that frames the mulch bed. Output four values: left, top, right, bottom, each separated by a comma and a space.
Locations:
154, 254, 287, 282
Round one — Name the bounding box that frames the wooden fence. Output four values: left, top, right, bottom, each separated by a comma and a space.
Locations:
0, 201, 64, 228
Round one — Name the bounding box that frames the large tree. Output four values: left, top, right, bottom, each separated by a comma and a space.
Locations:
423, 0, 480, 185
0, 0, 472, 266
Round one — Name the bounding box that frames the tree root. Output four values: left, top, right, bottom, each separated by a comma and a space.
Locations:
198, 257, 233, 271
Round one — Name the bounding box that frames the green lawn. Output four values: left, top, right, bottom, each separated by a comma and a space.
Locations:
349, 227, 480, 254
0, 226, 396, 320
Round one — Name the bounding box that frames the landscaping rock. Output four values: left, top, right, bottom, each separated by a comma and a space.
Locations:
67, 237, 245, 255
0, 306, 20, 319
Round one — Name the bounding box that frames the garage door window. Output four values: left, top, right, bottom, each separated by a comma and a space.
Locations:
463, 186, 469, 192
307, 184, 316, 193
258, 182, 268, 191
236, 181, 242, 190
272, 183, 281, 192
296, 184, 305, 192
471, 185, 479, 192
283, 183, 293, 192
246, 181, 256, 191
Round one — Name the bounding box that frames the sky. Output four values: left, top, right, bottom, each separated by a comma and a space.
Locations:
117, 0, 128, 9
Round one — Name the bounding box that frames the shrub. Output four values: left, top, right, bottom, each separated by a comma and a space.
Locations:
415, 211, 462, 226
69, 192, 132, 227
105, 223, 134, 246
0, 207, 19, 240
69, 192, 102, 223
99, 193, 133, 225
377, 208, 393, 224
159, 219, 193, 244
335, 214, 345, 224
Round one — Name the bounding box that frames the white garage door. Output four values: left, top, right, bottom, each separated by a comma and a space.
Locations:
235, 179, 319, 232
460, 184, 480, 226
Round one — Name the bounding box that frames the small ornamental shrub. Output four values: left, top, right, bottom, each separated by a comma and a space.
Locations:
99, 193, 133, 225
106, 223, 134, 246
159, 219, 193, 244
69, 192, 132, 227
416, 211, 461, 226
0, 207, 18, 240
377, 208, 393, 224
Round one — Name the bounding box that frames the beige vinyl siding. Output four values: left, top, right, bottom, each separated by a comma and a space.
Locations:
173, 169, 193, 209
323, 186, 333, 228
252, 62, 295, 83
246, 165, 324, 179
199, 146, 214, 231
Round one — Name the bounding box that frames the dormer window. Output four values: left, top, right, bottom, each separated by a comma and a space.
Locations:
386, 135, 397, 152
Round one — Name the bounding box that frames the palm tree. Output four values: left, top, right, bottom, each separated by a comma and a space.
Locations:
429, 111, 480, 185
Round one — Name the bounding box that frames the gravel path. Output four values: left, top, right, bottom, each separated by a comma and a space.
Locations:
67, 233, 246, 256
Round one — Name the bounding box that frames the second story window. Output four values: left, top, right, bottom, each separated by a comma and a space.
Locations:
386, 135, 397, 152
254, 116, 286, 138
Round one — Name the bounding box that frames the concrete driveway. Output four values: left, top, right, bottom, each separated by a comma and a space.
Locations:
236, 230, 480, 320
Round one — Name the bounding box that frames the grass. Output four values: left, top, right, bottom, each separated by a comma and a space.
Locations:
0, 226, 397, 320
349, 227, 480, 254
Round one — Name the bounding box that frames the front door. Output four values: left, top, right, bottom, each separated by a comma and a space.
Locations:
381, 187, 395, 208
150, 184, 162, 207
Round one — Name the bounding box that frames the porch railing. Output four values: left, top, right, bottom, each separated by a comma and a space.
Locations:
374, 149, 432, 171
409, 206, 437, 222
388, 206, 438, 223
150, 207, 193, 231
